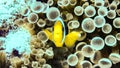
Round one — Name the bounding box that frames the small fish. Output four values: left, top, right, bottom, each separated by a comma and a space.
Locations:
44, 17, 81, 48
53, 18, 66, 47
44, 17, 66, 47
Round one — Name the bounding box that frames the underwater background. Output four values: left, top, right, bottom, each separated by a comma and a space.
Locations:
0, 0, 120, 68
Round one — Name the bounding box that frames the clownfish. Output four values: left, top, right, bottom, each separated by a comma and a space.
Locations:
44, 17, 66, 47
53, 17, 66, 47
44, 17, 81, 48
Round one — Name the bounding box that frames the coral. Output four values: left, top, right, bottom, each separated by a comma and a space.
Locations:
2, 27, 31, 54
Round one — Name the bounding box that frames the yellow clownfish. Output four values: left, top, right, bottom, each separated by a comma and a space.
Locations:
44, 17, 81, 48
53, 18, 66, 47
44, 17, 66, 47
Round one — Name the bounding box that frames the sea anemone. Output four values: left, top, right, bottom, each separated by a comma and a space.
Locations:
0, 0, 120, 67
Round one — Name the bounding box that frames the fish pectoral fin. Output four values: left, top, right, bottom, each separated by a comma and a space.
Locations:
43, 29, 53, 41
